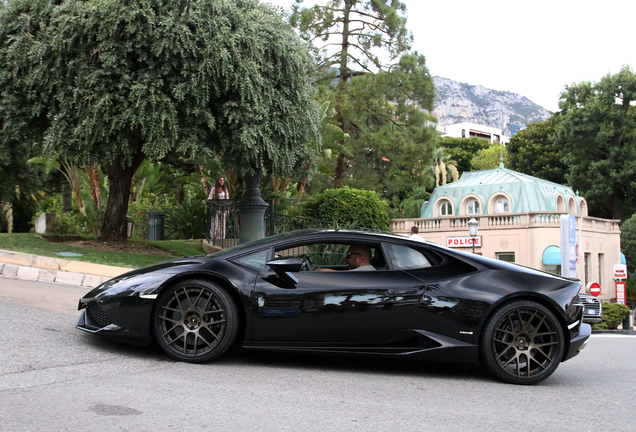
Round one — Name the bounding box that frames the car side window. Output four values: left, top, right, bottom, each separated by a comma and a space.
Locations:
273, 242, 386, 271
231, 249, 269, 270
275, 243, 349, 267
387, 244, 431, 269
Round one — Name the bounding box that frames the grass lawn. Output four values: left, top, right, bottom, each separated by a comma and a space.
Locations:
0, 233, 205, 269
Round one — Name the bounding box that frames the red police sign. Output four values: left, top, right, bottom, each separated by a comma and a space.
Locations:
446, 236, 482, 248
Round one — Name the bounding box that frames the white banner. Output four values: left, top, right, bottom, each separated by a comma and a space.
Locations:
560, 215, 577, 278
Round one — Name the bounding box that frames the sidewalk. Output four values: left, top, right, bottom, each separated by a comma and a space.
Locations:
0, 249, 132, 288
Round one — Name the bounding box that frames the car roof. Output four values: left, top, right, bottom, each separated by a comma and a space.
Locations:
209, 229, 414, 257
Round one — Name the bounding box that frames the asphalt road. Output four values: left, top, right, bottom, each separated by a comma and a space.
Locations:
1, 278, 634, 431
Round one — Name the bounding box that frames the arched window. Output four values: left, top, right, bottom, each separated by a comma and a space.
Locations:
495, 197, 509, 213
568, 197, 576, 215
466, 199, 480, 215
439, 201, 453, 216
556, 196, 565, 212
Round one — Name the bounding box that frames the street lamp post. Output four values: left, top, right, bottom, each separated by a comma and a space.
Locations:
468, 218, 479, 254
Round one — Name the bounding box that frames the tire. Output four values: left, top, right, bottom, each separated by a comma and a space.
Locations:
480, 300, 564, 385
153, 279, 238, 363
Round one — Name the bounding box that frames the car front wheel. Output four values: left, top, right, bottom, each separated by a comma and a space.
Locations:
481, 300, 564, 385
153, 279, 238, 363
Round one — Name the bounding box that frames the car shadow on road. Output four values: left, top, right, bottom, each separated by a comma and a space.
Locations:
226, 350, 492, 381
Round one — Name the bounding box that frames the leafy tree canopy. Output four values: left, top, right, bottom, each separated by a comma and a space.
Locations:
0, 0, 320, 240
291, 0, 437, 198
620, 212, 636, 274
335, 53, 437, 201
556, 66, 636, 221
507, 116, 567, 185
291, 0, 411, 76
471, 144, 508, 171
439, 137, 491, 175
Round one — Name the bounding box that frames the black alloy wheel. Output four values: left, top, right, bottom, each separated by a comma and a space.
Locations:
481, 300, 564, 385
153, 279, 238, 363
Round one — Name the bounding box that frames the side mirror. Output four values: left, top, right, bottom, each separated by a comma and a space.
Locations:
266, 258, 302, 285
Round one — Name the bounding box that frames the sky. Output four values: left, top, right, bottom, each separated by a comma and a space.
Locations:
265, 0, 636, 112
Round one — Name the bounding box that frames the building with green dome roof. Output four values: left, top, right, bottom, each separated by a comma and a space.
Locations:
420, 162, 584, 218
390, 162, 623, 302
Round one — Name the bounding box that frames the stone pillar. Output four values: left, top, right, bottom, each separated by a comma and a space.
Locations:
237, 168, 269, 244
35, 212, 56, 233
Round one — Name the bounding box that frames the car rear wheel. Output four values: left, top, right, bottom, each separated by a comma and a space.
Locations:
153, 279, 238, 363
481, 300, 564, 385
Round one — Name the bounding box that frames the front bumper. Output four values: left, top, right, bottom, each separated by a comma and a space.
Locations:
563, 323, 591, 361
76, 304, 152, 344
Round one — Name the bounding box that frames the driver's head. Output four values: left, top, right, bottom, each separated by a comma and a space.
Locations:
344, 244, 372, 269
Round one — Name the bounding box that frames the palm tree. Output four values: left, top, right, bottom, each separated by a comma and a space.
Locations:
431, 148, 459, 187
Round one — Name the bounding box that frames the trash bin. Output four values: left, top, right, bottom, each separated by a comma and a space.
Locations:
148, 212, 164, 241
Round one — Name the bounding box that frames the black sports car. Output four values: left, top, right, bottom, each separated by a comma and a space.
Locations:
77, 229, 591, 385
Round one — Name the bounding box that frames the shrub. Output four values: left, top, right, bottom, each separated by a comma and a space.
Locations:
303, 187, 389, 232
31, 195, 82, 235
53, 211, 84, 235
165, 197, 207, 240
592, 302, 631, 330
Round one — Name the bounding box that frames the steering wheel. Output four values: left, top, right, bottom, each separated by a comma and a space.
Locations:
300, 257, 314, 272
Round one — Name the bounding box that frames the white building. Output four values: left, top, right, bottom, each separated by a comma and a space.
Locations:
438, 122, 510, 145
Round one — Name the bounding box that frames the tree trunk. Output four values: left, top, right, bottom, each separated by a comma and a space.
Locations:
296, 177, 307, 203
332, 2, 351, 190
101, 151, 145, 241
86, 163, 101, 209
334, 152, 345, 188
607, 194, 626, 222
199, 165, 209, 196
62, 182, 73, 213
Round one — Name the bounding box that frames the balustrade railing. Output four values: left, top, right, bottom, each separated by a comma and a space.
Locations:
389, 212, 621, 234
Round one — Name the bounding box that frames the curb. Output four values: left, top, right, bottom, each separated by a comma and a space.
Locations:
202, 240, 222, 254
0, 249, 132, 288
591, 330, 636, 335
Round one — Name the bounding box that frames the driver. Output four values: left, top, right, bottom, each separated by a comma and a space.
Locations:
316, 244, 376, 271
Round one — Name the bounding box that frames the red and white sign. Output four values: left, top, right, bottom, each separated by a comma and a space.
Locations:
614, 264, 627, 279
587, 282, 601, 297
447, 236, 482, 248
616, 281, 626, 305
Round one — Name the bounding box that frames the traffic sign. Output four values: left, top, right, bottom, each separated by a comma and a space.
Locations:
587, 282, 601, 297
614, 264, 627, 279
616, 281, 626, 305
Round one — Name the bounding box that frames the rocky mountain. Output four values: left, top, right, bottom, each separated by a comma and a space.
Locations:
433, 76, 551, 136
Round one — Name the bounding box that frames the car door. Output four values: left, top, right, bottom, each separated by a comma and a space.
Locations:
384, 242, 487, 334
252, 242, 426, 343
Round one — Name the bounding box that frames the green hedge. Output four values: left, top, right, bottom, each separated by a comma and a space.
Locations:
592, 302, 631, 330
303, 187, 389, 232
